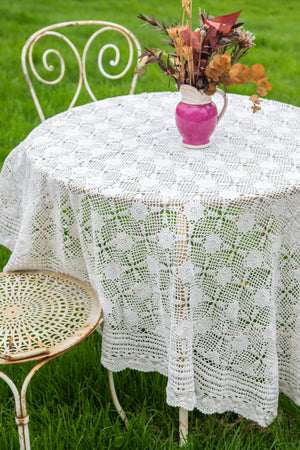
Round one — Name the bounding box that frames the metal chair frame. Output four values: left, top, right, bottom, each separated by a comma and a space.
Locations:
21, 19, 136, 434
21, 20, 142, 121
0, 270, 102, 449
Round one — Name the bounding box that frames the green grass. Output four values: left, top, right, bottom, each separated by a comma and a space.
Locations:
0, 0, 300, 448
1, 334, 300, 449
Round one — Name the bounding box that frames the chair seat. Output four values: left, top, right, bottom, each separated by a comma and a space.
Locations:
0, 270, 101, 364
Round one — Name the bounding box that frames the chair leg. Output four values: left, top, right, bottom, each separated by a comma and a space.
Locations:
179, 407, 188, 446
0, 358, 50, 449
0, 371, 29, 449
107, 369, 129, 428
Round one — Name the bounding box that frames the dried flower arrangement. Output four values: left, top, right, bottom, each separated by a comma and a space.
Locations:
137, 1, 272, 112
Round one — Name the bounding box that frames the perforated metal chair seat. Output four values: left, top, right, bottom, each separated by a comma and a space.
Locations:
0, 271, 101, 363
0, 270, 102, 449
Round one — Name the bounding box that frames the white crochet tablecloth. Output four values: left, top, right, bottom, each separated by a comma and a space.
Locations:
0, 92, 300, 426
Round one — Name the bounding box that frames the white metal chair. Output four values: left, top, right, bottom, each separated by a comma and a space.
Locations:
21, 21, 142, 121
21, 20, 138, 432
0, 270, 102, 449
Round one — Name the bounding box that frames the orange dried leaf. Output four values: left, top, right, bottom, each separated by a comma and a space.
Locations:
262, 78, 272, 91
251, 104, 261, 113
249, 94, 260, 103
229, 64, 250, 83
219, 72, 236, 86
205, 53, 232, 82
229, 63, 244, 75
257, 87, 267, 96
213, 53, 231, 68
205, 67, 222, 81
250, 64, 265, 79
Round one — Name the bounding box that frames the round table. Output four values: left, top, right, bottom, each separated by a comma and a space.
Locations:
0, 92, 300, 426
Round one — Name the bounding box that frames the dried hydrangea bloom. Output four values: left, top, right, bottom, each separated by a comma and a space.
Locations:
235, 29, 256, 48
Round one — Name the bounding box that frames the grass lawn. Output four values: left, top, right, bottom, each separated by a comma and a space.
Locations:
0, 0, 300, 448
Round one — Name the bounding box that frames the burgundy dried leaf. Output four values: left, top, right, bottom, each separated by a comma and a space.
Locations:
137, 13, 169, 36
232, 22, 244, 29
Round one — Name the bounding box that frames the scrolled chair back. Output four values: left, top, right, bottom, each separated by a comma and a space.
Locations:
21, 20, 142, 121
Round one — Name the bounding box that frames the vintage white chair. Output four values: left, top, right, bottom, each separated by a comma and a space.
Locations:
0, 270, 102, 449
21, 20, 142, 121
20, 20, 140, 434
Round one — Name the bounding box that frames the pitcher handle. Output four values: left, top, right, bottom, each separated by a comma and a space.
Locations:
215, 89, 228, 124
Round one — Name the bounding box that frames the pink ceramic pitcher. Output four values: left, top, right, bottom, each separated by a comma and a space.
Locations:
175, 85, 228, 149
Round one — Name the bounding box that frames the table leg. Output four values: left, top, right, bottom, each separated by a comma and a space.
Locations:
175, 212, 190, 444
